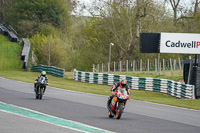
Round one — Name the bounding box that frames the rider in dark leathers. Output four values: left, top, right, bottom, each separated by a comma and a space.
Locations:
34, 71, 48, 93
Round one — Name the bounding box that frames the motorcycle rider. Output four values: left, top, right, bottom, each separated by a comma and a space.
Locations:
34, 71, 48, 93
107, 79, 130, 113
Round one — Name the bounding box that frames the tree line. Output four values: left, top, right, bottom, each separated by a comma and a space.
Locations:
0, 0, 199, 71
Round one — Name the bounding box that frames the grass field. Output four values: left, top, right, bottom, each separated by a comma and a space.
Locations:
0, 35, 22, 70
0, 70, 199, 110
108, 70, 183, 82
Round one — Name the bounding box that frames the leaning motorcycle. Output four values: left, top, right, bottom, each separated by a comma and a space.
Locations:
35, 76, 47, 100
107, 87, 129, 119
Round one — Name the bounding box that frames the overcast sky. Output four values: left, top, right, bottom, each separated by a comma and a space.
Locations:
74, 0, 194, 16
78, 0, 94, 5
73, 0, 96, 16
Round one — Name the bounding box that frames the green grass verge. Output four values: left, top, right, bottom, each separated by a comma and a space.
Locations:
0, 70, 199, 110
109, 70, 183, 82
0, 35, 22, 70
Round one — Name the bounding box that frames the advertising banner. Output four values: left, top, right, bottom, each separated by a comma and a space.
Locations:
160, 33, 200, 54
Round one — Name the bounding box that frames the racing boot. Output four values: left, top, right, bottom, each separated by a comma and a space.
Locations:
111, 96, 117, 114
107, 96, 113, 108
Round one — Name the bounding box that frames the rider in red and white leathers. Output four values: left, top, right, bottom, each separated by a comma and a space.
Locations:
107, 79, 130, 112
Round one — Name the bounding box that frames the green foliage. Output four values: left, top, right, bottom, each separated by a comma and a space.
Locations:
6, 0, 72, 37
1, 0, 200, 71
30, 33, 67, 68
71, 0, 177, 69
70, 0, 199, 71
0, 35, 21, 70
0, 0, 15, 22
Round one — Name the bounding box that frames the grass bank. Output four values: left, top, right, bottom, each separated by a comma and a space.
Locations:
109, 70, 183, 82
0, 70, 199, 110
0, 35, 22, 70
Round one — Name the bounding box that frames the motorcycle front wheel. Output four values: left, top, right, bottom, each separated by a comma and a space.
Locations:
39, 87, 43, 100
115, 104, 124, 119
35, 87, 39, 99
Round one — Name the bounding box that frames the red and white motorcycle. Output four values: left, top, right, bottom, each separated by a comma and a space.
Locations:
107, 87, 129, 119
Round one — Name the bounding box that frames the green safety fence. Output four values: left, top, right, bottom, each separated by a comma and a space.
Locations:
73, 69, 195, 99
31, 65, 65, 78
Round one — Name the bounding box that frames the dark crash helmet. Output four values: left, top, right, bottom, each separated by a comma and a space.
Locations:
121, 79, 127, 87
41, 71, 46, 76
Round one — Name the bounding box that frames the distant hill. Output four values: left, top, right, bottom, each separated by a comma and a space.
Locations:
0, 35, 21, 70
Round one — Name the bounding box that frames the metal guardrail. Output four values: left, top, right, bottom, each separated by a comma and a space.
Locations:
21, 38, 31, 70
0, 23, 19, 42
73, 69, 195, 99
31, 65, 65, 78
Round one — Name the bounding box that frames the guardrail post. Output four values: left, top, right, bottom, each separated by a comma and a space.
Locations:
126, 60, 128, 73
120, 61, 121, 73
97, 64, 99, 72
108, 62, 109, 73
114, 62, 115, 72
163, 59, 165, 75
133, 60, 135, 72
140, 59, 142, 72
93, 64, 95, 72
170, 58, 173, 76
178, 58, 182, 75
155, 58, 157, 73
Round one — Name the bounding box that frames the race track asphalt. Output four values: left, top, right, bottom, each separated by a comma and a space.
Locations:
0, 77, 200, 133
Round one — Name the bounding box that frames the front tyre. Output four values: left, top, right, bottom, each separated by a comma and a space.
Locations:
39, 87, 43, 100
36, 94, 39, 99
35, 87, 39, 99
116, 104, 124, 119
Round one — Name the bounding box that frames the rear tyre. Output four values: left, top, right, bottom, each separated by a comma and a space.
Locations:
116, 104, 123, 119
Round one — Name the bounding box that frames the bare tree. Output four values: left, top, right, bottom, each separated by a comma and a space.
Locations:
168, 0, 181, 26
127, 0, 152, 58
194, 0, 200, 15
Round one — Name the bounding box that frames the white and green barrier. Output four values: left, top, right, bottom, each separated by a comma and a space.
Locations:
31, 65, 65, 78
73, 69, 195, 99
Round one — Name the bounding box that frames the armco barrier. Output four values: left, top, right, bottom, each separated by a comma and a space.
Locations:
21, 38, 31, 70
31, 65, 65, 78
73, 69, 195, 99
0, 23, 19, 42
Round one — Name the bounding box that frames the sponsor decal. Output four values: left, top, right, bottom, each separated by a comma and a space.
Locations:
160, 33, 200, 54
165, 40, 200, 48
